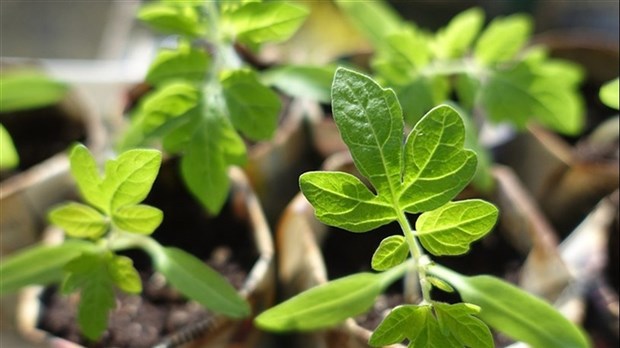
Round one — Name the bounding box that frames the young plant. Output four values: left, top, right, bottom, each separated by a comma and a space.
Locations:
0, 70, 69, 170
0, 144, 249, 340
255, 68, 589, 347
120, 0, 314, 214
337, 3, 585, 190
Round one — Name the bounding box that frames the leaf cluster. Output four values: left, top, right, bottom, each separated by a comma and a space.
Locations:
255, 68, 589, 348
123, 0, 334, 214
0, 145, 249, 340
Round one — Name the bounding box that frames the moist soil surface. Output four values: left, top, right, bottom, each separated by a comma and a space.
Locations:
37, 158, 257, 348
0, 103, 86, 181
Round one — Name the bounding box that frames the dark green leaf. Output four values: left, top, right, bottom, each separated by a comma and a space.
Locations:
261, 65, 335, 103
153, 247, 249, 318
221, 69, 281, 141
434, 302, 493, 348
299, 171, 396, 232
112, 204, 163, 235
226, 2, 308, 45
416, 200, 498, 256
146, 47, 209, 85
0, 241, 96, 294
429, 265, 591, 348
396, 75, 450, 126
137, 3, 205, 37
400, 105, 477, 213
409, 306, 461, 348
0, 71, 68, 112
48, 202, 108, 239
371, 235, 409, 271
255, 273, 385, 332
474, 14, 532, 65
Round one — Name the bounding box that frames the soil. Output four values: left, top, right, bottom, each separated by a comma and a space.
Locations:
0, 103, 86, 181
37, 158, 257, 348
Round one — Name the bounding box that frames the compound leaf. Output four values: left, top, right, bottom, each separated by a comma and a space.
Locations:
416, 200, 498, 256
48, 202, 108, 239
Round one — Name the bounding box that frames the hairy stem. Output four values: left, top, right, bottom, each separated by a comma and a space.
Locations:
396, 211, 432, 304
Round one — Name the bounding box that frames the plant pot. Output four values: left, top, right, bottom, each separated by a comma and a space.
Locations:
15, 163, 275, 348
276, 151, 585, 347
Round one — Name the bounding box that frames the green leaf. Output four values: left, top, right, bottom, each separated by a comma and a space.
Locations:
69, 145, 105, 212
429, 265, 591, 348
299, 171, 396, 232
369, 305, 427, 346
331, 68, 403, 198
416, 200, 498, 256
433, 7, 484, 59
400, 105, 477, 213
600, 77, 619, 110
261, 65, 335, 103
474, 14, 532, 65
0, 71, 68, 112
372, 27, 431, 85
335, 0, 402, 47
137, 3, 205, 37
62, 252, 116, 340
409, 306, 462, 348
0, 124, 19, 169
434, 302, 493, 348
371, 235, 409, 271
255, 273, 385, 332
0, 241, 96, 294
221, 69, 281, 141
100, 149, 162, 213
112, 204, 163, 235
132, 82, 200, 137
48, 202, 108, 239
146, 47, 209, 85
108, 255, 142, 294
455, 73, 480, 111
181, 105, 247, 214
152, 247, 249, 318
226, 2, 308, 45
396, 75, 450, 126
427, 276, 454, 293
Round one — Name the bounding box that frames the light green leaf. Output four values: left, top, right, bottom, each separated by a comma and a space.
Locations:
416, 200, 498, 256
133, 82, 200, 137
371, 235, 409, 271
137, 3, 205, 37
409, 306, 461, 348
372, 27, 431, 85
434, 302, 493, 348
0, 71, 68, 112
100, 149, 162, 213
153, 246, 249, 318
474, 14, 532, 65
400, 105, 477, 213
433, 7, 484, 59
335, 0, 402, 47
332, 68, 403, 198
455, 73, 480, 111
369, 305, 427, 347
221, 69, 281, 141
108, 255, 142, 294
255, 273, 385, 332
62, 252, 116, 340
427, 276, 454, 293
0, 124, 19, 169
299, 171, 396, 232
0, 241, 96, 294
261, 65, 335, 103
69, 145, 105, 211
429, 265, 591, 348
161, 110, 201, 153
227, 2, 308, 45
112, 204, 163, 235
600, 77, 619, 110
146, 47, 209, 85
48, 202, 108, 239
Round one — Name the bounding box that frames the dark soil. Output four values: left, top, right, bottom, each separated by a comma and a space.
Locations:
0, 103, 86, 181
37, 158, 257, 348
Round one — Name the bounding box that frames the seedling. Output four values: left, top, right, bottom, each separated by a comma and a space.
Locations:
337, 3, 585, 190
255, 68, 589, 347
0, 144, 249, 340
120, 0, 320, 214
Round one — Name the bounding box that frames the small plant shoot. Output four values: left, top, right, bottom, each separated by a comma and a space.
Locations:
255, 68, 589, 348
0, 145, 249, 340
121, 0, 333, 214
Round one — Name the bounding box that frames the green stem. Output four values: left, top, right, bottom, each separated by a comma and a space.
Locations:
396, 211, 432, 305
419, 58, 487, 79
107, 232, 162, 258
